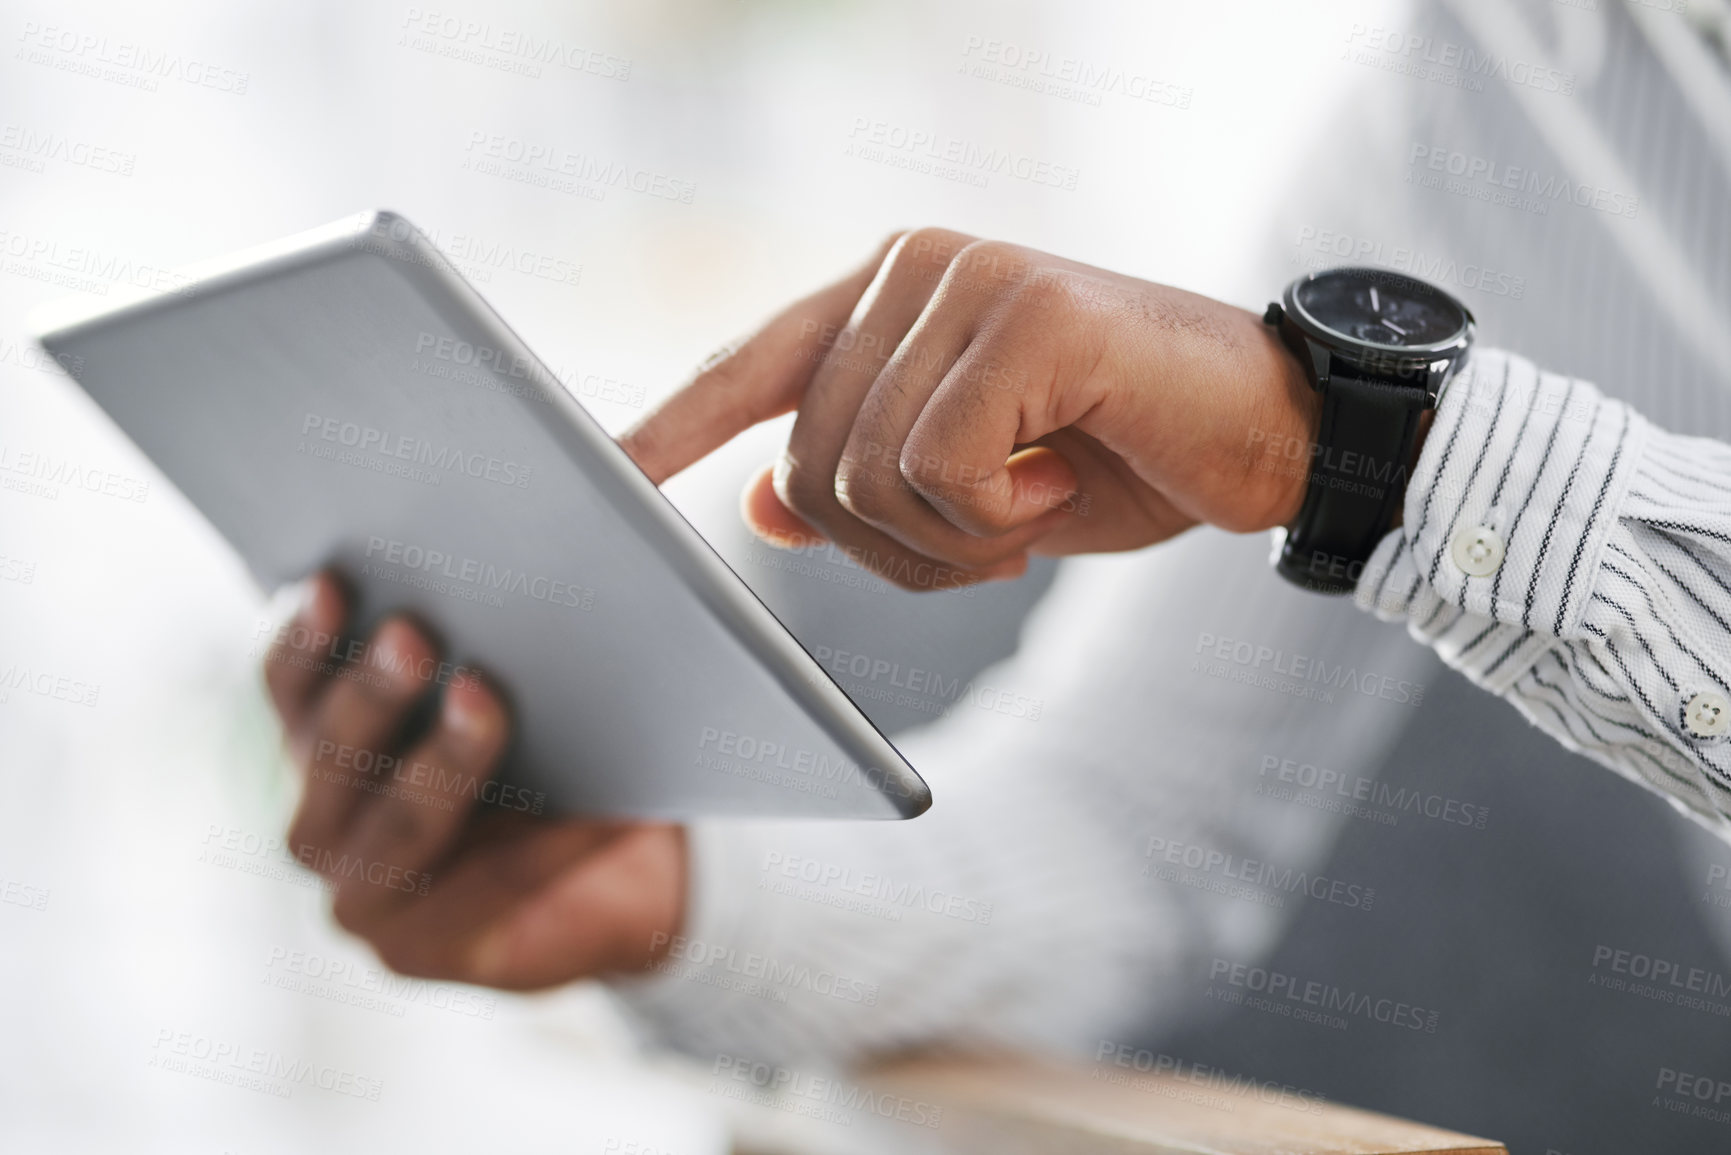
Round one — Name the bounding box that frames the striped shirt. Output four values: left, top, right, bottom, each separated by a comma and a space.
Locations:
1360, 347, 1731, 839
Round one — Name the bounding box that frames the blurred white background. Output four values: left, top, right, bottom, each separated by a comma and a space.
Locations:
0, 0, 1400, 1150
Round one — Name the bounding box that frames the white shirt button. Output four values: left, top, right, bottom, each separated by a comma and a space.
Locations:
1450, 524, 1504, 577
1683, 691, 1731, 739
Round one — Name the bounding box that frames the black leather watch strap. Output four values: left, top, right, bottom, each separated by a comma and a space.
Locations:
1275, 369, 1428, 595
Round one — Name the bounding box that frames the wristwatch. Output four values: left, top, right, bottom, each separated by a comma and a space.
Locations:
1263, 266, 1475, 594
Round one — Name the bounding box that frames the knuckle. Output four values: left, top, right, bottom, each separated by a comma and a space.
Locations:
1006, 268, 1073, 316
776, 458, 834, 521
898, 446, 960, 499
950, 238, 1027, 292
832, 481, 881, 523
895, 226, 973, 273
903, 460, 1013, 534
869, 229, 912, 275
834, 460, 896, 521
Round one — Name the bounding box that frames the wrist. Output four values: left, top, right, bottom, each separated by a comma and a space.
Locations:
1262, 268, 1474, 593
1245, 319, 1323, 530
1249, 330, 1440, 534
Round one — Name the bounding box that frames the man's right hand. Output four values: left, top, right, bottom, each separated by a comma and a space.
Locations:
621, 228, 1317, 590
264, 572, 685, 990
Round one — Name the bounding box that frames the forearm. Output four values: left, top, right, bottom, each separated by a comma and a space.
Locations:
614, 523, 1435, 1066
611, 719, 1180, 1065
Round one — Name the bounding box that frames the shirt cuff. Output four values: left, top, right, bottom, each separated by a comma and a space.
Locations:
1355, 348, 1648, 690
607, 819, 784, 1045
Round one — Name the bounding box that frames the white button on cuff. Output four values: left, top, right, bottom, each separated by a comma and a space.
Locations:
1683, 691, 1731, 740
1450, 524, 1505, 577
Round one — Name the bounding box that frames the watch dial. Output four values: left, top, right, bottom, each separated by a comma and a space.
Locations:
1295, 269, 1466, 348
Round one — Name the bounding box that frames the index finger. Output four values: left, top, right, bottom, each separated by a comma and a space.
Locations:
617, 233, 903, 484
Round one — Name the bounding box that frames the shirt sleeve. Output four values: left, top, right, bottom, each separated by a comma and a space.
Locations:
605, 690, 1190, 1067
610, 518, 1432, 1068
1357, 347, 1731, 840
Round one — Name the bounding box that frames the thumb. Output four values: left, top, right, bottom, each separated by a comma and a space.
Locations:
617, 234, 901, 485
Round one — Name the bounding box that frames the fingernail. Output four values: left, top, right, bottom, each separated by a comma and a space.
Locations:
370, 620, 404, 665
369, 621, 426, 691
298, 573, 341, 627
442, 680, 496, 739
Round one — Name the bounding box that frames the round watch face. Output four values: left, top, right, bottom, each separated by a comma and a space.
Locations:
1292, 268, 1469, 350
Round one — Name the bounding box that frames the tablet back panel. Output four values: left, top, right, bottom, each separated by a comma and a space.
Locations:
36, 212, 929, 820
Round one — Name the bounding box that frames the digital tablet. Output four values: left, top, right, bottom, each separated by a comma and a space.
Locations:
33, 211, 930, 820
